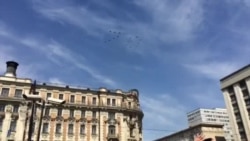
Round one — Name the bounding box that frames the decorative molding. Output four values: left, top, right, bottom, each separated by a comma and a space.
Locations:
105, 118, 119, 125
90, 118, 98, 123
42, 115, 51, 121
76, 117, 87, 122
55, 116, 64, 122
68, 117, 75, 122
5, 105, 12, 113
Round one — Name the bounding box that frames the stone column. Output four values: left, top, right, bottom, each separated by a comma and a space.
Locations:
2, 105, 12, 141
15, 106, 27, 141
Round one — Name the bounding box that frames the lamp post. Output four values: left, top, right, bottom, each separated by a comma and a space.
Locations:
36, 97, 65, 141
23, 80, 42, 141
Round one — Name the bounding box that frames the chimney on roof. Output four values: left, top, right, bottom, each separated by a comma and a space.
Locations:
4, 61, 19, 77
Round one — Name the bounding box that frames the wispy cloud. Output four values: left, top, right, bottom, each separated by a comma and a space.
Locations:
0, 22, 116, 87
141, 94, 188, 141
184, 62, 243, 80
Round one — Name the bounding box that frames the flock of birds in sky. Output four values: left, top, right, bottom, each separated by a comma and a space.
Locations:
104, 30, 143, 49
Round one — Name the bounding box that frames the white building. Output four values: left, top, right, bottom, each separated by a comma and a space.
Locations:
187, 108, 233, 141
220, 64, 250, 141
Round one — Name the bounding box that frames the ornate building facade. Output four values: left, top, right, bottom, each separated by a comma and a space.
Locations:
0, 61, 143, 141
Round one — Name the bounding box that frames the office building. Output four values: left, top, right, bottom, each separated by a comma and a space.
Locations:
0, 61, 143, 141
187, 108, 233, 141
220, 64, 250, 141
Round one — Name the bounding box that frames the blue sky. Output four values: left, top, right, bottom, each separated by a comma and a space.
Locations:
0, 0, 250, 140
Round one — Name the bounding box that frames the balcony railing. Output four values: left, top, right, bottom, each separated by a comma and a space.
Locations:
64, 100, 142, 112
107, 133, 119, 139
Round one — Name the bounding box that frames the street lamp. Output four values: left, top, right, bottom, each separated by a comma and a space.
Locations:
36, 97, 65, 141
22, 94, 42, 141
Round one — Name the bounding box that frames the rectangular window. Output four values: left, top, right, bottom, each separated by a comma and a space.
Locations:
47, 93, 52, 99
13, 105, 19, 113
93, 111, 96, 118
107, 98, 110, 105
59, 94, 63, 100
32, 122, 35, 134
14, 89, 22, 98
92, 125, 96, 135
10, 120, 17, 131
108, 112, 115, 119
0, 119, 2, 131
1, 88, 9, 97
82, 96, 86, 104
70, 110, 74, 117
81, 110, 85, 118
57, 109, 62, 116
56, 123, 61, 133
42, 123, 49, 133
112, 99, 116, 106
80, 124, 85, 134
108, 125, 116, 135
0, 104, 5, 112
93, 97, 96, 105
70, 95, 75, 103
68, 124, 74, 134
45, 108, 50, 116
128, 102, 131, 108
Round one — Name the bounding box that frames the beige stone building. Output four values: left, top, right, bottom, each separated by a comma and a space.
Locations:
155, 124, 226, 141
220, 64, 250, 141
0, 61, 143, 141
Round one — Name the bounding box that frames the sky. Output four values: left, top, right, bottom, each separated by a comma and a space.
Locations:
0, 0, 250, 140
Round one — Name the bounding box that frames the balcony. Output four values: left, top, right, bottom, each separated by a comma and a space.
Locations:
107, 133, 119, 139
64, 100, 142, 114
0, 95, 24, 102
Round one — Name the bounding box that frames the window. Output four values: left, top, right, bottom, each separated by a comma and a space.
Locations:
0, 104, 5, 112
93, 97, 96, 105
1, 88, 9, 97
81, 110, 85, 118
70, 109, 74, 117
128, 102, 131, 108
47, 93, 52, 99
93, 111, 96, 118
92, 125, 96, 135
45, 108, 50, 116
108, 125, 116, 135
59, 94, 63, 100
32, 122, 35, 134
10, 120, 16, 132
42, 123, 49, 133
108, 112, 115, 119
112, 99, 116, 106
13, 105, 19, 113
0, 119, 2, 131
14, 89, 22, 98
68, 124, 74, 134
70, 95, 75, 103
56, 123, 61, 133
82, 96, 86, 104
107, 98, 111, 105
80, 124, 85, 134
57, 109, 62, 116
